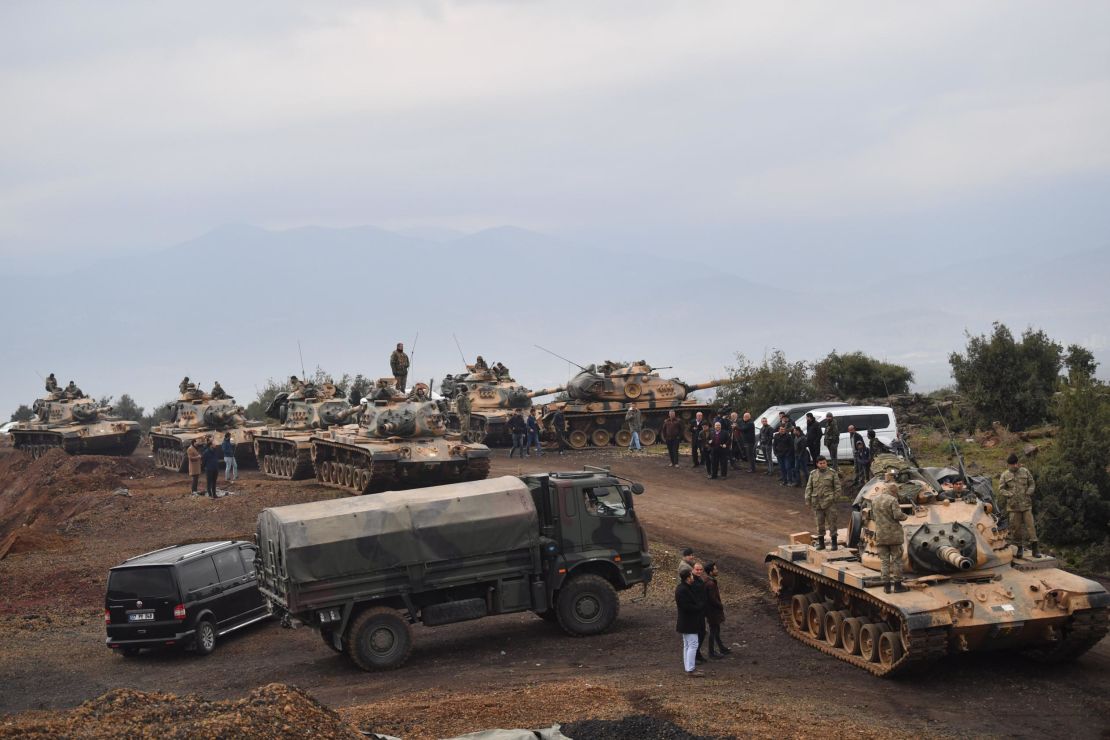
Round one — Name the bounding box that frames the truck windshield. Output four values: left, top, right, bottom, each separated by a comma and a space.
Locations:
582, 485, 627, 517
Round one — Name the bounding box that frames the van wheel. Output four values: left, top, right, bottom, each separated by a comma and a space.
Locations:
320, 629, 343, 653
556, 574, 619, 636
195, 619, 216, 656
346, 607, 413, 671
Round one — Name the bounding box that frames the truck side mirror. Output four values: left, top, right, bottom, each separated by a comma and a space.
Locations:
630, 483, 644, 495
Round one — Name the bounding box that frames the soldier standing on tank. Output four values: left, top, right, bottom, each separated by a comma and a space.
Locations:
455, 390, 472, 438
823, 413, 840, 468
690, 412, 706, 468
625, 404, 643, 452
871, 482, 908, 593
210, 381, 228, 400
390, 343, 410, 392
999, 453, 1040, 558
805, 456, 841, 550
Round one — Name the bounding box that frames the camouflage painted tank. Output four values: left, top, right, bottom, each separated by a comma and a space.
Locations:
440, 365, 541, 445
537, 360, 725, 449
150, 388, 264, 472
11, 390, 141, 458
253, 383, 353, 480
309, 393, 491, 495
766, 456, 1109, 676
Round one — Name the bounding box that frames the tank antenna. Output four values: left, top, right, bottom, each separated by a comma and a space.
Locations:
534, 344, 585, 371
453, 333, 468, 366
934, 403, 969, 487
297, 340, 306, 381
410, 332, 419, 377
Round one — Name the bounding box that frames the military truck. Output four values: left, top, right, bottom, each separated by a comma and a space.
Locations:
254, 383, 351, 480
151, 389, 264, 472
538, 360, 725, 449
255, 471, 653, 670
440, 365, 551, 445
766, 455, 1110, 676
11, 391, 141, 458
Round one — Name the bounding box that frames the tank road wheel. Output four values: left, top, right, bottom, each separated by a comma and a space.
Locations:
320, 461, 332, 483
556, 574, 620, 636
824, 610, 850, 648
568, 430, 588, 449
640, 428, 657, 446
591, 429, 611, 447
358, 469, 371, 492
767, 563, 796, 596
878, 630, 904, 668
615, 430, 632, 447
859, 623, 885, 663
841, 617, 864, 655
623, 383, 642, 399
346, 607, 413, 671
807, 602, 828, 639
790, 593, 815, 631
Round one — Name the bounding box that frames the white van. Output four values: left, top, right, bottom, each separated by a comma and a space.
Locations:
799, 405, 898, 464
752, 402, 850, 463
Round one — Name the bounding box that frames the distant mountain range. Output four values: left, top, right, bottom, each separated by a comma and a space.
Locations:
1, 224, 1105, 417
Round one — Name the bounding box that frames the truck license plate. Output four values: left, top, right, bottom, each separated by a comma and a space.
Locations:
128, 612, 154, 622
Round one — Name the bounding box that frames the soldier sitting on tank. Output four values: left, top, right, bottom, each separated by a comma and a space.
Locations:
370, 378, 400, 401
45, 373, 58, 394
210, 381, 228, 400
179, 376, 191, 396
183, 382, 203, 400
407, 383, 431, 402
473, 355, 489, 371
64, 380, 84, 399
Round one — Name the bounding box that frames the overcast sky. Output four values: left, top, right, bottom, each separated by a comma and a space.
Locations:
3, 0, 1109, 267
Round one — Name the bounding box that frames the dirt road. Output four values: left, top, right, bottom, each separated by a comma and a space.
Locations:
0, 447, 1106, 738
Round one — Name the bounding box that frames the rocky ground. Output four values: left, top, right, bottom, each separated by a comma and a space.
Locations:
0, 445, 1107, 739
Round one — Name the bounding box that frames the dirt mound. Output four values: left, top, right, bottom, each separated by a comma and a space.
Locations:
0, 683, 360, 739
561, 715, 727, 739
0, 449, 151, 559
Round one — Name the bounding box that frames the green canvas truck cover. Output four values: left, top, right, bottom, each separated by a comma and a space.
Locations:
257, 475, 540, 584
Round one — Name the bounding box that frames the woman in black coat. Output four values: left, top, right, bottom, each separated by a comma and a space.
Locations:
675, 570, 704, 676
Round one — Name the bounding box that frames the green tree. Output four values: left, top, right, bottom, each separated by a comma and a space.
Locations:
10, 405, 34, 422
1035, 379, 1110, 568
813, 351, 914, 399
1064, 344, 1098, 385
140, 400, 176, 432
112, 394, 144, 421
949, 323, 1063, 431
716, 350, 814, 414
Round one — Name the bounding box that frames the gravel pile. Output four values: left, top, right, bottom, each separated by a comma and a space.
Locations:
0, 683, 360, 739
561, 715, 729, 740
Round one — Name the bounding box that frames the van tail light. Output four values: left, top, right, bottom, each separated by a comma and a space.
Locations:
104, 609, 111, 624
173, 604, 186, 620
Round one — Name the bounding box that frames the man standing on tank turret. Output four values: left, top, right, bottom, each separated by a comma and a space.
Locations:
390, 343, 410, 392
805, 456, 841, 551
999, 453, 1040, 558
872, 482, 908, 593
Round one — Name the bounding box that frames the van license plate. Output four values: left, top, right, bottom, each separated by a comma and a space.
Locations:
129, 612, 154, 622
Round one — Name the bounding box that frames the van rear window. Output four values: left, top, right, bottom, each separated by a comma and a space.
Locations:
107, 567, 176, 600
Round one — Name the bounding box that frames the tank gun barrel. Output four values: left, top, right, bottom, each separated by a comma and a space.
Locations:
683, 379, 729, 392
334, 404, 364, 422
936, 545, 973, 570
526, 386, 565, 399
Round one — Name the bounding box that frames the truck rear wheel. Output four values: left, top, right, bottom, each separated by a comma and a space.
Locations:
556, 574, 619, 636
346, 607, 413, 671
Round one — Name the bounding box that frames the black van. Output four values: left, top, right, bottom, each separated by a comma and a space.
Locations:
105, 540, 269, 656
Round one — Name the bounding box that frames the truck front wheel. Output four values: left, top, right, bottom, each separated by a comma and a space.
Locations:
346, 607, 413, 671
556, 574, 619, 636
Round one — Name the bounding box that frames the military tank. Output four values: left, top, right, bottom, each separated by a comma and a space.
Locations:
440, 365, 548, 445
253, 383, 352, 480
150, 388, 264, 472
766, 455, 1109, 676
11, 390, 141, 458
309, 392, 491, 495
537, 360, 725, 449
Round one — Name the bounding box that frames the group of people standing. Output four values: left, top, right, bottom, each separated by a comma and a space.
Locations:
185, 433, 239, 498
507, 408, 547, 458
674, 548, 730, 677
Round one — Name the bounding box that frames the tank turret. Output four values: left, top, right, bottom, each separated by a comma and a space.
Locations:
565, 363, 726, 403
151, 389, 264, 473
440, 362, 542, 445
12, 388, 141, 458
254, 388, 355, 480
765, 459, 1110, 676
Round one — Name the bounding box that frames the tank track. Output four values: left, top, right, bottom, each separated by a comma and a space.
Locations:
152, 439, 187, 472
314, 448, 396, 495
770, 556, 950, 676
258, 440, 315, 480
1024, 608, 1110, 663
463, 456, 491, 481
15, 430, 140, 458
15, 434, 65, 459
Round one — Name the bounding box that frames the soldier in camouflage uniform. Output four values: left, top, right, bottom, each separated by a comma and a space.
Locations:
45, 373, 58, 393
210, 381, 228, 400
179, 376, 191, 396
822, 413, 840, 468
455, 390, 472, 439
390, 343, 410, 392
871, 482, 908, 593
999, 453, 1039, 558
805, 455, 841, 550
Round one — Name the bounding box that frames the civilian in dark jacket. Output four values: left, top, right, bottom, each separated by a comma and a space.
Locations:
793, 427, 811, 487
853, 441, 872, 485
550, 409, 568, 455
201, 440, 223, 499
772, 425, 794, 486
675, 571, 704, 676
758, 418, 775, 475
689, 412, 706, 467
736, 412, 757, 473
703, 562, 730, 657
867, 429, 889, 460
525, 411, 543, 457
660, 410, 683, 467
706, 422, 730, 480
690, 562, 709, 663
508, 410, 527, 458
804, 413, 822, 466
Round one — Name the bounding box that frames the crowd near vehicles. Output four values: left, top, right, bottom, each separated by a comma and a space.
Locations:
253, 384, 352, 480
766, 457, 1109, 676
757, 403, 897, 464
10, 392, 141, 458
151, 390, 264, 472
440, 365, 550, 445
105, 541, 270, 657
308, 394, 491, 495
256, 471, 652, 670
538, 360, 725, 449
